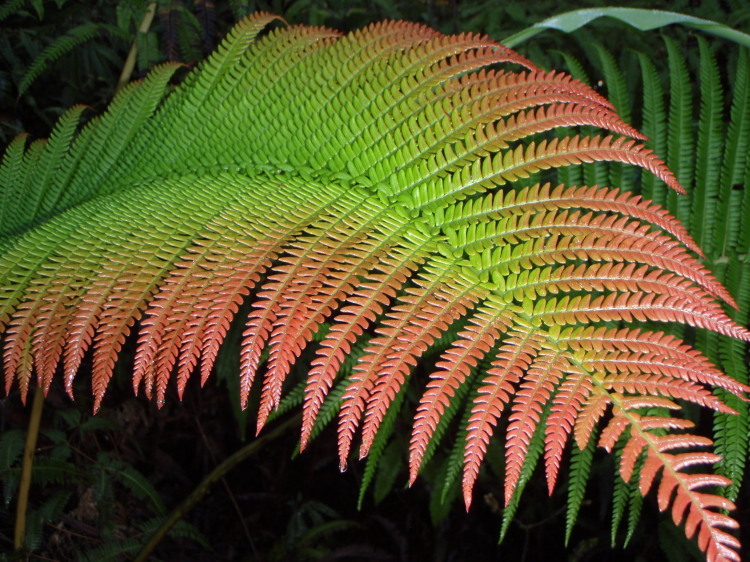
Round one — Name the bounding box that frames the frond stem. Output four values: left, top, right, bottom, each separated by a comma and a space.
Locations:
13, 385, 45, 551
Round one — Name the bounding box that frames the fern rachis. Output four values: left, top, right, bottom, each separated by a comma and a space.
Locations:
1, 13, 748, 561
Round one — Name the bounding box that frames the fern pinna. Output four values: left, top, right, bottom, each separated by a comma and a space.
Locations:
1, 13, 747, 560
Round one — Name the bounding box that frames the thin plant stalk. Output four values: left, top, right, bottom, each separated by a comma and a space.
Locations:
116, 1, 157, 92
13, 385, 45, 550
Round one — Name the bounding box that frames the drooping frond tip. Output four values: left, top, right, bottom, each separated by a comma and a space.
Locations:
1, 12, 747, 561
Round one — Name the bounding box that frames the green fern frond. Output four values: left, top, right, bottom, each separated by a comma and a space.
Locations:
664, 36, 694, 226
0, 0, 30, 23
636, 50, 668, 207
564, 431, 596, 545
716, 48, 750, 256
691, 37, 725, 253
18, 23, 131, 96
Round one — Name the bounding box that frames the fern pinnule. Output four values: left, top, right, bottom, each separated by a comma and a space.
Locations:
409, 304, 510, 482
544, 367, 594, 493
462, 320, 542, 509
301, 233, 432, 451
504, 344, 568, 503
358, 268, 486, 458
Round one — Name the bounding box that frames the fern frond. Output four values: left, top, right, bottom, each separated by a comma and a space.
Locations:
17, 23, 130, 96
2, 14, 748, 561
664, 36, 694, 225
637, 51, 668, 207
602, 409, 741, 562
691, 37, 725, 253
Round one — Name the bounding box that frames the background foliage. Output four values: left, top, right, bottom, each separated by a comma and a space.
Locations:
1, 0, 748, 560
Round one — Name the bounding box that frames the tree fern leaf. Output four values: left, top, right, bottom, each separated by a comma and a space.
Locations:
440, 393, 476, 505
691, 37, 725, 254
565, 429, 596, 545
664, 36, 694, 225
637, 51, 668, 207
142, 11, 284, 166
1, 16, 748, 561
581, 348, 749, 398
87, 176, 241, 411
591, 43, 632, 127
338, 46, 539, 184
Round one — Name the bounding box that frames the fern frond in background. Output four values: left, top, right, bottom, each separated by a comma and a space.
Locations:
2, 11, 749, 562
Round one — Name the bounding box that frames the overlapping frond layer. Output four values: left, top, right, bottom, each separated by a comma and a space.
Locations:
1, 13, 747, 561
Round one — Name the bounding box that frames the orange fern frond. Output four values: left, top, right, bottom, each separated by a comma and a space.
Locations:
409, 299, 514, 482
462, 318, 541, 509
601, 409, 741, 562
